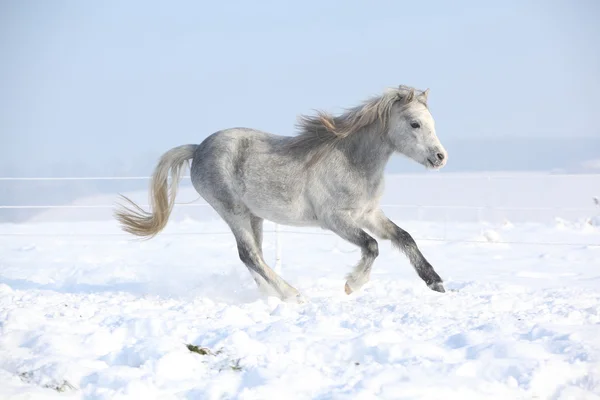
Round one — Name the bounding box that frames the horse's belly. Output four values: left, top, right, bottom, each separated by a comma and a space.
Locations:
245, 197, 318, 227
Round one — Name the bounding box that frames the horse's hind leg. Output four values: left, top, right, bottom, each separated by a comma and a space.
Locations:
224, 211, 304, 303
250, 215, 264, 256
235, 223, 303, 303
247, 215, 271, 293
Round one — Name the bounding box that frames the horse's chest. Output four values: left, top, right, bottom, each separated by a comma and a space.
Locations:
331, 179, 383, 212
356, 178, 384, 200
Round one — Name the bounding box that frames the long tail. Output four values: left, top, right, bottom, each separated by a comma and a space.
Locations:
114, 144, 198, 239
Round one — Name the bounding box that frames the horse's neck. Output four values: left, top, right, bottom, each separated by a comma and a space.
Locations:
340, 127, 394, 180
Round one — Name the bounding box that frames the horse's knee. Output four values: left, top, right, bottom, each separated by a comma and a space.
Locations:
364, 238, 379, 258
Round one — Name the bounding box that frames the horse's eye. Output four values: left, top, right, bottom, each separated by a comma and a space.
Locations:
410, 122, 421, 129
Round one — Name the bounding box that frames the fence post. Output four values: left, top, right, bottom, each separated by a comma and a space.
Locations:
485, 174, 492, 222
274, 223, 282, 274
443, 208, 448, 240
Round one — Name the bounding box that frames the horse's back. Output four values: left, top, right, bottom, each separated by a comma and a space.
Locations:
190, 128, 315, 224
191, 127, 271, 185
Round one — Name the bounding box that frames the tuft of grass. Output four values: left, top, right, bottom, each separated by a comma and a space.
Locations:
186, 344, 213, 355
186, 344, 242, 372
19, 372, 76, 392
229, 359, 242, 372
46, 380, 76, 392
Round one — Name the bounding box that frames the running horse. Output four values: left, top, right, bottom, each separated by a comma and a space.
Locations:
115, 85, 448, 303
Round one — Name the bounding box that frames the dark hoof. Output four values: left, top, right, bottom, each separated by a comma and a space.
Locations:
428, 282, 445, 293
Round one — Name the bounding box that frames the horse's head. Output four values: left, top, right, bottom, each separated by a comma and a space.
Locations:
386, 86, 447, 170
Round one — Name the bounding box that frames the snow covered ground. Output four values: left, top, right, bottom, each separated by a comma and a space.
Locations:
1, 174, 600, 399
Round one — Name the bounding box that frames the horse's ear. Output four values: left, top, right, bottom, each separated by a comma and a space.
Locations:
421, 88, 430, 102
397, 87, 415, 104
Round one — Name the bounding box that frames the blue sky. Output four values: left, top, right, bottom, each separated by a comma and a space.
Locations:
1, 0, 599, 169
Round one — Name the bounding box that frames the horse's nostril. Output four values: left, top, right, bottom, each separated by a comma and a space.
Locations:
436, 152, 445, 161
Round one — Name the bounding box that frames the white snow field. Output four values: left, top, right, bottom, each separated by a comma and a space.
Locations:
1, 173, 599, 399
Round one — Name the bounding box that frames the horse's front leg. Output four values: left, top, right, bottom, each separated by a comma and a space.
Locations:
363, 209, 445, 293
321, 212, 380, 294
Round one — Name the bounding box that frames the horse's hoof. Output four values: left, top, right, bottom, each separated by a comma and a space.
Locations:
294, 293, 307, 304
283, 292, 307, 304
428, 282, 445, 293
344, 282, 353, 295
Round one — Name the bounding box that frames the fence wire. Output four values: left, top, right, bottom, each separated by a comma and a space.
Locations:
1, 175, 598, 248
0, 230, 597, 247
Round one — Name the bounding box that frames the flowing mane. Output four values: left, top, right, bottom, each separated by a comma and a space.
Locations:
283, 85, 428, 161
